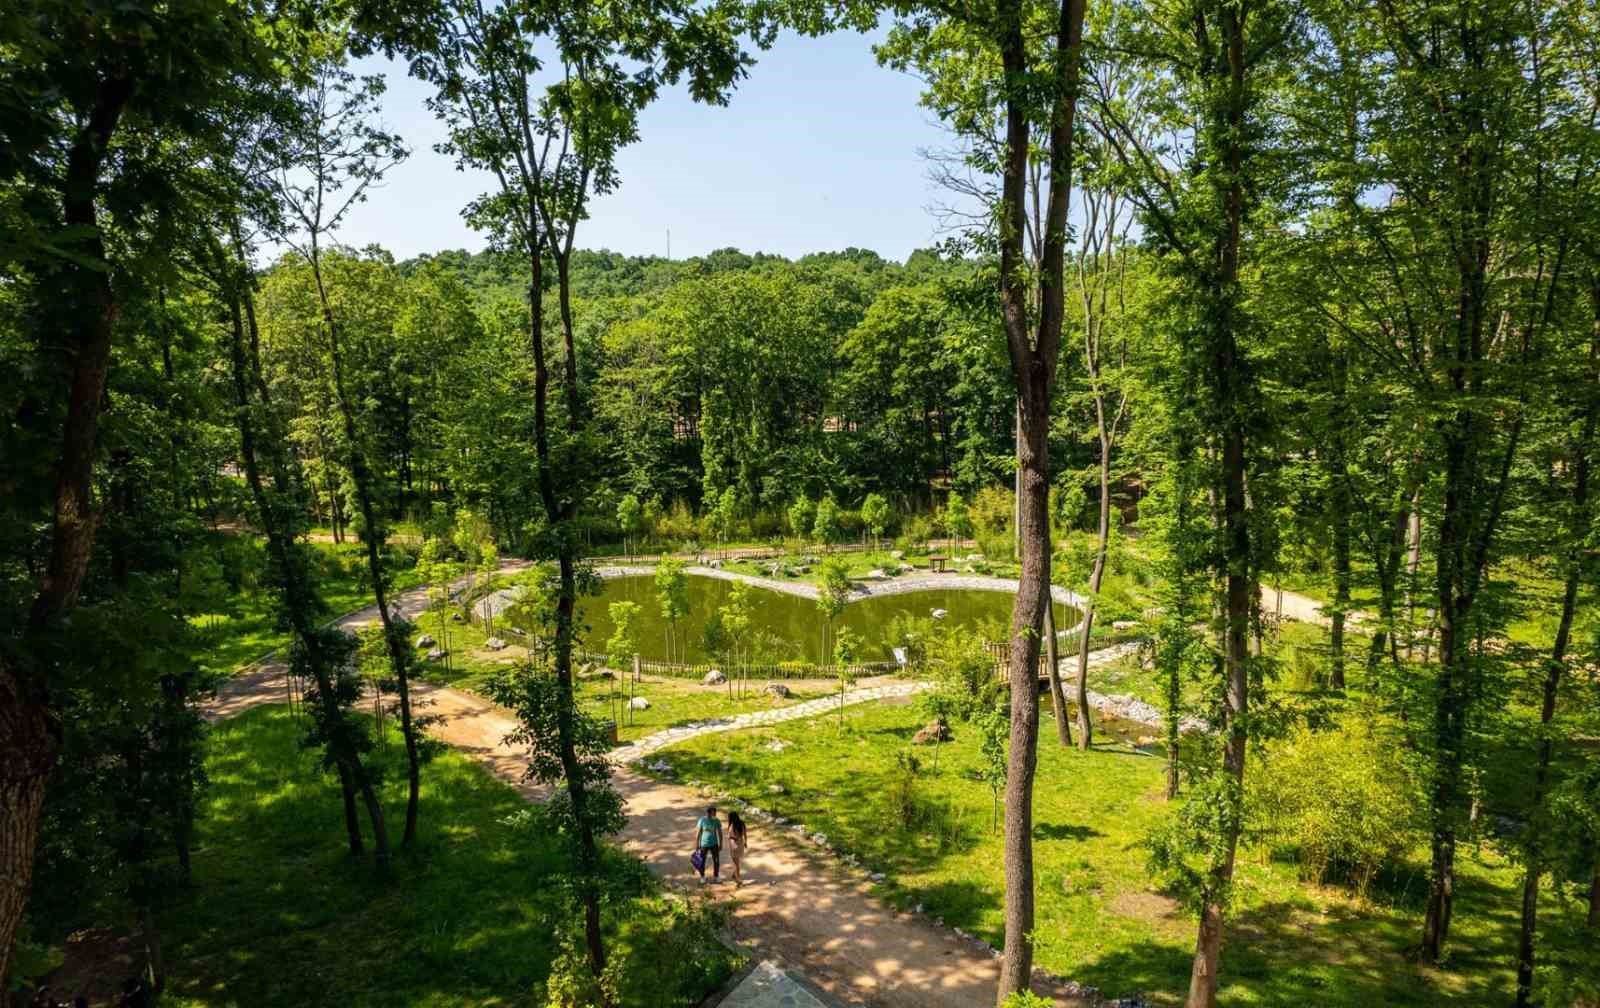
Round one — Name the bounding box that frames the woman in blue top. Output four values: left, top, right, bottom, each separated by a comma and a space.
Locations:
692, 805, 722, 882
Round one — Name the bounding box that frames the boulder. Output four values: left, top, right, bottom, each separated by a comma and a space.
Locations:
912, 719, 953, 745
708, 558, 724, 569
450, 611, 464, 622
484, 637, 507, 651
629, 697, 651, 710
930, 608, 948, 620
865, 568, 889, 580
889, 549, 905, 559
507, 626, 527, 637
766, 782, 786, 795
764, 739, 791, 753
764, 683, 792, 699
1112, 620, 1139, 632
414, 634, 435, 649
426, 648, 446, 661
703, 670, 727, 686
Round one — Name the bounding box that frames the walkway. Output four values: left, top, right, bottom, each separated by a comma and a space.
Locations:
610, 681, 927, 765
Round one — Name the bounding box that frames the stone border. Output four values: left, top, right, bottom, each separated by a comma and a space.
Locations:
593, 564, 1088, 615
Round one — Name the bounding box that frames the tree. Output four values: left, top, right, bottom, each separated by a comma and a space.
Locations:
944, 492, 972, 554
789, 497, 817, 544
267, 57, 428, 848
617, 493, 643, 560
655, 559, 690, 665
605, 601, 641, 726
358, 0, 751, 975
832, 627, 859, 728
0, 0, 285, 974
1068, 184, 1134, 751
861, 492, 891, 553
813, 494, 842, 551
816, 557, 853, 670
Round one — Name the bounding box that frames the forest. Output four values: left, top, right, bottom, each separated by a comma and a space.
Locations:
2, 0, 1598, 1006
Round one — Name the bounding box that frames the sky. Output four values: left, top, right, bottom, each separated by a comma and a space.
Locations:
339, 29, 982, 264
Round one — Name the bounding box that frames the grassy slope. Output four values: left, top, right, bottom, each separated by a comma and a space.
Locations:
654, 699, 1537, 1008
161, 707, 738, 1007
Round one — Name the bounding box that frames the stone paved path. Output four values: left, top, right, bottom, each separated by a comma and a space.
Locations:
610, 682, 928, 764
720, 961, 837, 1008
595, 564, 1089, 611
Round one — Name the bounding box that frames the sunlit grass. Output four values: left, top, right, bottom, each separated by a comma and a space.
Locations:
653, 698, 1545, 1007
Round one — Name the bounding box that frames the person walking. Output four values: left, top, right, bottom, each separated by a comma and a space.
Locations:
725, 810, 748, 886
692, 805, 722, 883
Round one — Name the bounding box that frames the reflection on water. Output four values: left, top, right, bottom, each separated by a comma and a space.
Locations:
574, 575, 1078, 664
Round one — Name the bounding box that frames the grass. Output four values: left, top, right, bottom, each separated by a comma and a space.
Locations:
651, 698, 1545, 1008
412, 612, 836, 743
157, 706, 740, 1007
190, 539, 426, 678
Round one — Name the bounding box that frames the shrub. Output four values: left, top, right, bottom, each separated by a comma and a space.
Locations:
970, 485, 1013, 538
890, 750, 921, 829
896, 513, 936, 552
1246, 721, 1422, 895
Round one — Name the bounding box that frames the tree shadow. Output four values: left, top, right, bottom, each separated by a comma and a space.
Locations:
1033, 821, 1104, 842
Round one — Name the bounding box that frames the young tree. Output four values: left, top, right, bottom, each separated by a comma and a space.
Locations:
813, 494, 842, 551
1068, 185, 1133, 750
268, 58, 430, 847
789, 497, 817, 545
944, 492, 971, 554
655, 559, 691, 666
617, 493, 643, 561
816, 557, 853, 670
605, 601, 641, 726
833, 627, 860, 727
861, 492, 891, 553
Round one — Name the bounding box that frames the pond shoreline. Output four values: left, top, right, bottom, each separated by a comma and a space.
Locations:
592, 564, 1088, 614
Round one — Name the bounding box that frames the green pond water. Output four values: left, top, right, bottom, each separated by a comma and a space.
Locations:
574, 575, 1078, 665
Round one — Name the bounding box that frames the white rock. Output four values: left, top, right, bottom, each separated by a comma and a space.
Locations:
764, 739, 791, 753
1113, 620, 1139, 631
767, 783, 786, 794
414, 634, 435, 648
930, 608, 948, 620
703, 670, 727, 685
870, 872, 886, 883
629, 697, 651, 710
426, 648, 446, 661
484, 637, 507, 651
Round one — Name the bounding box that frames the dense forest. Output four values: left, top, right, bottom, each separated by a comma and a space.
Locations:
2, 0, 1599, 1006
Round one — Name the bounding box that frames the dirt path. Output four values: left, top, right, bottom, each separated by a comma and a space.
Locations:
207, 577, 1099, 1007
1259, 583, 1369, 627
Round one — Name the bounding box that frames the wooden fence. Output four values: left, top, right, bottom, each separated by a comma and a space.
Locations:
578, 651, 899, 681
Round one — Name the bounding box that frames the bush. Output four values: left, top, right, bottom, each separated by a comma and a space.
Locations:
970, 485, 1013, 537
1246, 722, 1422, 895
896, 513, 936, 552
890, 750, 921, 829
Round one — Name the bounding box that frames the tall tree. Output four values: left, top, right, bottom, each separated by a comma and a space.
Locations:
0, 0, 277, 979
267, 58, 425, 847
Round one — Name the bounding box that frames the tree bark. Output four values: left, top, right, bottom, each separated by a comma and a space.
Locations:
1044, 600, 1072, 746
994, 0, 1083, 995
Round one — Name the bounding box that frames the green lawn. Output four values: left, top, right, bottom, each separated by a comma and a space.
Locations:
190, 539, 426, 677
652, 699, 1538, 1007
159, 707, 739, 1007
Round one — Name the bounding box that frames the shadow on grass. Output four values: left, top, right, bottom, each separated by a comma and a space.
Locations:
159, 706, 732, 1008
1033, 821, 1104, 842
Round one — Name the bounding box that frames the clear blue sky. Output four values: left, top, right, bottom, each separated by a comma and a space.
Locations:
342, 29, 979, 264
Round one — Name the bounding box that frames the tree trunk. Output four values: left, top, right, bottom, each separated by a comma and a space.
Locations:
1074, 431, 1112, 749
1185, 6, 1251, 1004
1044, 600, 1072, 747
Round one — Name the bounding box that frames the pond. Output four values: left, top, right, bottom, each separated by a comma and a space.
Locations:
574, 574, 1078, 665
